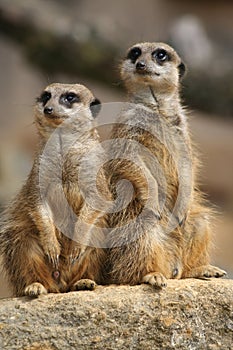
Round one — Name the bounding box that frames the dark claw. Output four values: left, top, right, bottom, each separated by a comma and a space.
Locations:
46, 253, 52, 264
69, 254, 78, 266
71, 257, 76, 265
155, 212, 162, 221
51, 257, 57, 269
46, 253, 59, 269
28, 290, 38, 298
55, 255, 59, 269
145, 208, 162, 221
178, 214, 187, 227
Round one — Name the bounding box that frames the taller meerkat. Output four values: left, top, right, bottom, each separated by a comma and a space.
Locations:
106, 42, 226, 287
0, 83, 111, 297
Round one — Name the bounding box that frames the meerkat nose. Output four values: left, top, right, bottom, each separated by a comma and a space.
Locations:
44, 106, 53, 115
136, 61, 146, 71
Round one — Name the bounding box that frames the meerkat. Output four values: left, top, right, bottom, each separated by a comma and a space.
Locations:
106, 42, 226, 287
0, 83, 111, 297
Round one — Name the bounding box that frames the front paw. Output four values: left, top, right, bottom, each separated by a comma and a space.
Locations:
70, 279, 96, 291
69, 245, 86, 265
44, 241, 61, 268
142, 272, 167, 288
24, 282, 48, 297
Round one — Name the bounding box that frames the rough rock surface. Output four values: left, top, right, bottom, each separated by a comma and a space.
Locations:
0, 279, 232, 350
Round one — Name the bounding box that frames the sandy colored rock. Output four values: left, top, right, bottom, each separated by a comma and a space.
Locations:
0, 279, 232, 349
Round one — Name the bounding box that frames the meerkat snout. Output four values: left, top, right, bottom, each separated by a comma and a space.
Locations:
136, 60, 147, 72
44, 106, 53, 115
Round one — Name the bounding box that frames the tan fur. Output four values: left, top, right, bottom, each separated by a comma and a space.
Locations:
0, 83, 111, 296
106, 42, 226, 287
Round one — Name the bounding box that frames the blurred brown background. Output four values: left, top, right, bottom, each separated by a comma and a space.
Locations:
0, 0, 232, 298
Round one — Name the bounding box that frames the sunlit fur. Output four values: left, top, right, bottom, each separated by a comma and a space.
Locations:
0, 83, 111, 296
106, 42, 226, 287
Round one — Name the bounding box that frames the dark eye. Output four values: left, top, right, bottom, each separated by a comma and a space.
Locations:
36, 91, 51, 106
60, 92, 80, 106
152, 49, 169, 63
64, 92, 79, 103
127, 47, 142, 63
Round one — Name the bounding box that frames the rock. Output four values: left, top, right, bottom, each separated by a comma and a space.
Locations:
0, 279, 232, 349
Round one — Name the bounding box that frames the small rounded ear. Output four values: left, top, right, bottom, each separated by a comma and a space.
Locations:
90, 98, 101, 118
178, 62, 186, 79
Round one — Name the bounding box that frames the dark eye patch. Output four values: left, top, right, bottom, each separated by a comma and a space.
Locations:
36, 91, 51, 106
90, 98, 101, 118
60, 92, 80, 107
127, 47, 142, 63
152, 48, 170, 64
178, 62, 186, 79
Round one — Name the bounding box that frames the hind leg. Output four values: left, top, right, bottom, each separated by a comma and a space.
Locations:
182, 210, 226, 280
21, 246, 59, 297
2, 232, 59, 297
183, 265, 226, 279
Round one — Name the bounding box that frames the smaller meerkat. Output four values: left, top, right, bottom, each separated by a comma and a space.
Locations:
0, 83, 111, 297
106, 42, 226, 287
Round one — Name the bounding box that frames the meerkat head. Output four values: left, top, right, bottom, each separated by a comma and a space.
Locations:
35, 83, 101, 137
121, 42, 185, 96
